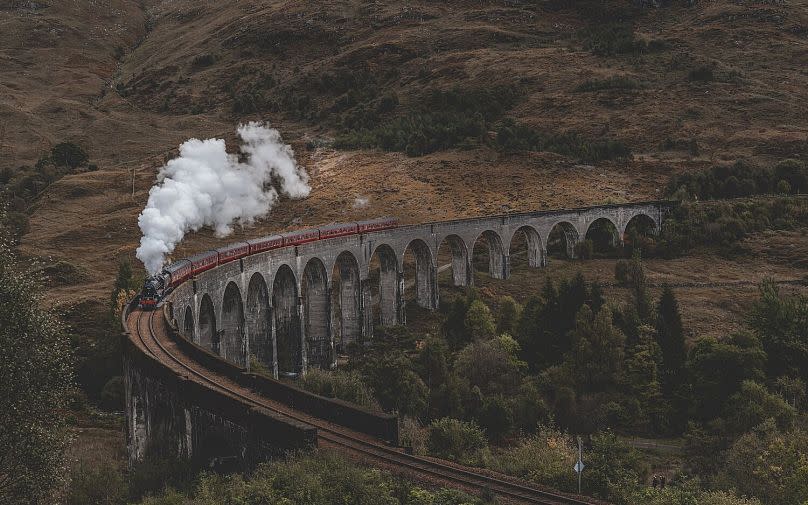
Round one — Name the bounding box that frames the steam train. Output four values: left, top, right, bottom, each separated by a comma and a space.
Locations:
137, 217, 398, 309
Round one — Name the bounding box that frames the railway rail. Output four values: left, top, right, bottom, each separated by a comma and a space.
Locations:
127, 306, 602, 505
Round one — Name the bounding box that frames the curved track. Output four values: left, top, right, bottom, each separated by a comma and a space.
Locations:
128, 307, 600, 505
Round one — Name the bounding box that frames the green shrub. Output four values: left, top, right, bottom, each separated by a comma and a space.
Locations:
476, 395, 514, 440
574, 76, 641, 92
191, 53, 215, 68
50, 142, 88, 169
582, 23, 647, 56
100, 376, 124, 411
494, 119, 631, 162
574, 239, 594, 259
67, 461, 127, 505
486, 425, 577, 492
656, 198, 808, 257
300, 368, 379, 410
334, 85, 522, 156
137, 450, 484, 505
427, 418, 488, 465
614, 259, 630, 284
688, 66, 714, 82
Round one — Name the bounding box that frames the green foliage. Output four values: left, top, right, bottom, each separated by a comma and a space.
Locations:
629, 482, 762, 505
567, 305, 626, 392
717, 421, 808, 505
494, 118, 632, 162
100, 375, 124, 411
486, 425, 577, 492
191, 53, 215, 69
300, 368, 379, 410
623, 330, 665, 433
464, 299, 496, 341
361, 350, 428, 417
0, 226, 73, 504
722, 381, 795, 434
628, 251, 652, 323
749, 280, 808, 382
477, 395, 514, 440
453, 338, 522, 397
655, 286, 687, 431
614, 259, 630, 285
582, 23, 648, 57
666, 159, 808, 199
516, 274, 600, 371
66, 460, 127, 505
585, 431, 646, 504
656, 287, 686, 394
688, 66, 715, 82
496, 296, 522, 336
574, 76, 641, 92
574, 239, 594, 259
687, 333, 767, 423
50, 141, 89, 169
442, 293, 473, 350
137, 450, 484, 505
656, 197, 808, 257
334, 86, 521, 156
427, 418, 488, 465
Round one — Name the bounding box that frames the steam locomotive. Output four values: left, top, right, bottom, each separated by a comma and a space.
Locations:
137, 217, 398, 309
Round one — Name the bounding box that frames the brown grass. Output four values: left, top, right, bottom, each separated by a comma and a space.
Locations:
1, 0, 806, 312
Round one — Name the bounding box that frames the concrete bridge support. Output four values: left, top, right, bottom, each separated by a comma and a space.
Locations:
123, 333, 315, 470
272, 266, 303, 376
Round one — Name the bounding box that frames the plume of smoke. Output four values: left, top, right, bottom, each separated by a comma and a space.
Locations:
136, 122, 310, 275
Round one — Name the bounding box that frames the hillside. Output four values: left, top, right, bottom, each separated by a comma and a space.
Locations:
1, 0, 807, 309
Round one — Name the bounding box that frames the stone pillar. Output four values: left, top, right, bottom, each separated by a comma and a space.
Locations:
361, 279, 373, 341
502, 254, 511, 280
397, 271, 406, 325
297, 296, 307, 375
270, 306, 279, 378
429, 261, 439, 309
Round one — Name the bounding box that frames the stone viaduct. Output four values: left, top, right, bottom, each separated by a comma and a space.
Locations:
167, 201, 667, 378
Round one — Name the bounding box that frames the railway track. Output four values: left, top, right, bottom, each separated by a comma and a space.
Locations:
127, 307, 601, 505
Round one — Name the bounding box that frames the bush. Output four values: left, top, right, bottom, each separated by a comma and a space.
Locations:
50, 141, 88, 169
574, 239, 594, 259
574, 76, 641, 92
688, 66, 714, 82
334, 85, 522, 156
67, 461, 127, 505
486, 425, 577, 492
300, 368, 379, 410
666, 159, 808, 199
494, 119, 631, 162
427, 418, 488, 465
614, 259, 630, 285
717, 422, 808, 505
476, 396, 514, 440
582, 23, 647, 56
655, 198, 808, 257
100, 376, 124, 411
585, 431, 647, 504
191, 53, 215, 68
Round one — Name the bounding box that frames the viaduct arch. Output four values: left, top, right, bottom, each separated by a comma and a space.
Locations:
169, 201, 667, 377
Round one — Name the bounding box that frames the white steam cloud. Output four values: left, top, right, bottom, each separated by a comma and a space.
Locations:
136, 122, 310, 275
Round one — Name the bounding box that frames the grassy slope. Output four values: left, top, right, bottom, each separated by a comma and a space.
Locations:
0, 0, 806, 313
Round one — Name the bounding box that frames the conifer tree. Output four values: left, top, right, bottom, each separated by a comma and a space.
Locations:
655, 286, 686, 397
